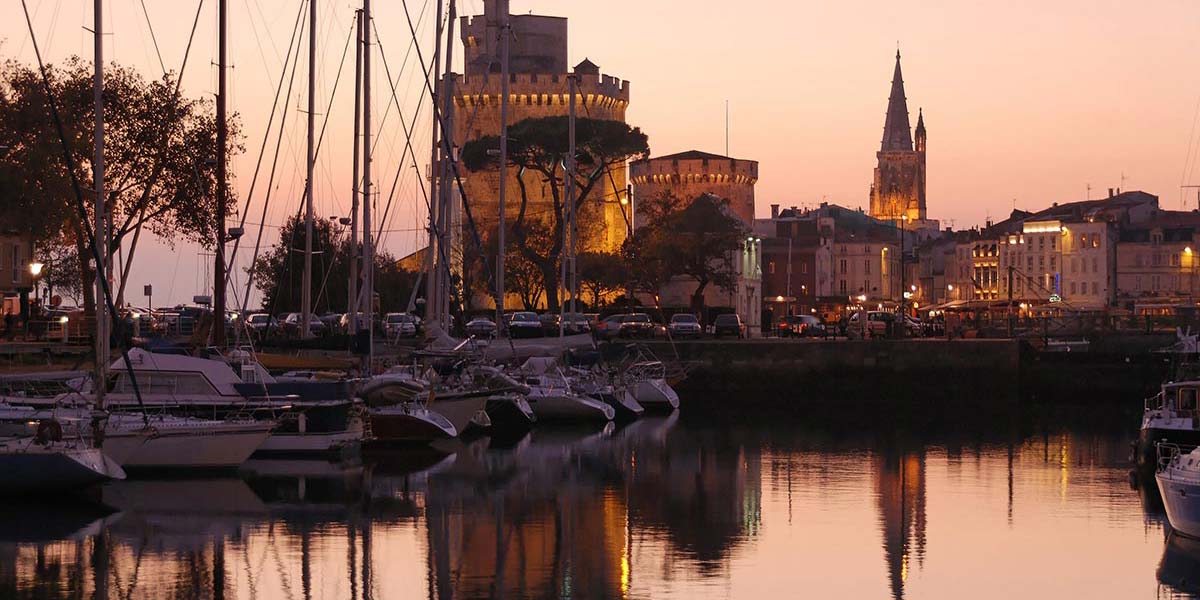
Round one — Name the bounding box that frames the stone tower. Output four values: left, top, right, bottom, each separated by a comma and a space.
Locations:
629, 150, 758, 227
869, 51, 926, 228
452, 2, 631, 254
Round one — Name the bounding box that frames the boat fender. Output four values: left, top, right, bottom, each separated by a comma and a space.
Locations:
35, 419, 63, 445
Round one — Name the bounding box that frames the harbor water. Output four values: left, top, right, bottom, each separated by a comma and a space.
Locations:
0, 403, 1190, 599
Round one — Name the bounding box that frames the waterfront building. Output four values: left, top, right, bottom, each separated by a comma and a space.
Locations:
0, 227, 36, 318
630, 151, 761, 333
869, 52, 938, 235
1114, 210, 1200, 314
630, 150, 759, 228
453, 0, 632, 255
759, 205, 834, 318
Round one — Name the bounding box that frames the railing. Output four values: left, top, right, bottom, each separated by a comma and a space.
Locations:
1157, 442, 1193, 475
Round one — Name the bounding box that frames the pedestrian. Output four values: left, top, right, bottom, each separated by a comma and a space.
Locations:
3, 310, 14, 341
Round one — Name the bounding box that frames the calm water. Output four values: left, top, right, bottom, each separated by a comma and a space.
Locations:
0, 412, 1192, 599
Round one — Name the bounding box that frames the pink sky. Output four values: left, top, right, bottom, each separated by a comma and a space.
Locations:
4, 0, 1200, 306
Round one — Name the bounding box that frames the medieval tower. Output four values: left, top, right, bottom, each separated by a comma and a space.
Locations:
452, 1, 632, 253
869, 51, 927, 229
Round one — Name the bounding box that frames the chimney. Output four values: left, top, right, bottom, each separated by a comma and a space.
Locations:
1108, 188, 1114, 198
770, 204, 780, 219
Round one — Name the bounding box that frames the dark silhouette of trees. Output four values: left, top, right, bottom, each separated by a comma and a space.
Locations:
0, 57, 240, 314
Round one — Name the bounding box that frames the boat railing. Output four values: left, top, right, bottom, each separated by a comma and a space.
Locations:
1146, 392, 1165, 412
1157, 442, 1200, 475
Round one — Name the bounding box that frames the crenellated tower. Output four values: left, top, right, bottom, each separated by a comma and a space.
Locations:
870, 51, 927, 228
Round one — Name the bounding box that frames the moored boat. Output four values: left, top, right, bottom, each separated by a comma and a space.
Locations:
1156, 443, 1200, 538
0, 435, 125, 494
1137, 381, 1200, 472
367, 404, 458, 444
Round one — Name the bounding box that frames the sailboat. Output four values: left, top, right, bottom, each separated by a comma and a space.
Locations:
0, 434, 125, 494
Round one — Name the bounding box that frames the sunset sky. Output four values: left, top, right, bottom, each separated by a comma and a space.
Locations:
4, 0, 1200, 306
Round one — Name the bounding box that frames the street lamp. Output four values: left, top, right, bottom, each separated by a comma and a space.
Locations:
28, 262, 44, 277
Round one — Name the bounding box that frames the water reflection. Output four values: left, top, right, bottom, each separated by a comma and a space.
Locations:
0, 416, 1189, 599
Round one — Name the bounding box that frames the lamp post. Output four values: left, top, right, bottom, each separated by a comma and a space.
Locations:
898, 215, 908, 338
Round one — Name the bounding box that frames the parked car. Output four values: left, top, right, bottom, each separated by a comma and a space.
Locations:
594, 314, 626, 341
283, 312, 327, 338
779, 314, 825, 337
668, 313, 702, 338
538, 313, 561, 336
713, 313, 746, 339
384, 313, 419, 339
846, 310, 894, 339
562, 312, 591, 335
506, 311, 544, 339
245, 313, 276, 338
621, 313, 655, 338
465, 316, 497, 339
320, 313, 346, 335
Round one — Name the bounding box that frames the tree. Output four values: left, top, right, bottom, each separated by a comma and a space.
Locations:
629, 192, 748, 313
577, 251, 626, 308
0, 57, 240, 314
461, 116, 649, 312
248, 214, 417, 315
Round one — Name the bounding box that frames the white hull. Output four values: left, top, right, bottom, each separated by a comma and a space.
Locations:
632, 379, 680, 411
257, 421, 363, 454
0, 438, 125, 493
527, 389, 615, 422
1159, 471, 1200, 538
104, 420, 273, 469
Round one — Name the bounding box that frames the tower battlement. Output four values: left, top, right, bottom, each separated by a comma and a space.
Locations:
455, 72, 630, 108
630, 150, 759, 225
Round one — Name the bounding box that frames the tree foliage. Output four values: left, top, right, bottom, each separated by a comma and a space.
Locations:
0, 57, 241, 313
461, 116, 648, 311
577, 251, 625, 308
625, 191, 748, 312
248, 214, 416, 315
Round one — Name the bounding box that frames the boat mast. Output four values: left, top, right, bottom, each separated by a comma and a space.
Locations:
349, 9, 362, 347
495, 0, 510, 328
300, 0, 317, 339
93, 0, 108, 405
426, 0, 443, 327
438, 2, 457, 328
214, 0, 228, 347
362, 0, 374, 369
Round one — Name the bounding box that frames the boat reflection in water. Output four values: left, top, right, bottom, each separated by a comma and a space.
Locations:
0, 415, 1188, 599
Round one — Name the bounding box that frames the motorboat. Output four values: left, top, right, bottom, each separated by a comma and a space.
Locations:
0, 406, 272, 469
0, 434, 125, 494
625, 361, 680, 412
1138, 380, 1200, 472
6, 349, 363, 456
515, 358, 614, 423
367, 403, 458, 443
1156, 443, 1200, 538
485, 393, 536, 432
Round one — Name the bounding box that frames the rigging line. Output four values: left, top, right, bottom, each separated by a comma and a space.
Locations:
115, 0, 206, 304
19, 0, 149, 413
1181, 91, 1200, 207
398, 0, 498, 300
228, 0, 316, 276
239, 3, 309, 314
138, 0, 166, 74
369, 0, 431, 160
579, 98, 634, 234
372, 35, 435, 249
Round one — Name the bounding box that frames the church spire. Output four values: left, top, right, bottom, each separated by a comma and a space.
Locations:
881, 51, 913, 152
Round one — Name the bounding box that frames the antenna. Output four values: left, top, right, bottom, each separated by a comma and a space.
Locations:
1086, 183, 1091, 200
1182, 185, 1200, 211
725, 99, 729, 156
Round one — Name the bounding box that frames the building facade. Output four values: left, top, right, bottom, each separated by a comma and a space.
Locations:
453, 2, 632, 256
1115, 212, 1200, 313
869, 52, 931, 232
630, 150, 759, 227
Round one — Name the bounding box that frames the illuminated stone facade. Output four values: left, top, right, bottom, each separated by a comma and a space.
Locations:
630, 150, 758, 227
869, 52, 929, 231
451, 2, 632, 254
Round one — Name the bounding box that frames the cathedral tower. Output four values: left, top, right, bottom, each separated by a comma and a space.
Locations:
869, 51, 927, 228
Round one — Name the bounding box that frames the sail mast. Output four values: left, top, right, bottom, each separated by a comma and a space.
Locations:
213, 0, 228, 347
301, 0, 317, 338
426, 0, 444, 327
495, 0, 510, 327
93, 0, 108, 405
362, 0, 374, 368
349, 9, 362, 344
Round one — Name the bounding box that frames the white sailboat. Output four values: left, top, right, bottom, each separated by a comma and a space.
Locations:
1156, 443, 1200, 538
515, 358, 614, 422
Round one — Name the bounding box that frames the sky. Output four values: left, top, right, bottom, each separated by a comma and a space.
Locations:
4, 0, 1200, 307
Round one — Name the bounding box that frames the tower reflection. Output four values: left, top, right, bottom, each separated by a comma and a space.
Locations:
875, 443, 927, 600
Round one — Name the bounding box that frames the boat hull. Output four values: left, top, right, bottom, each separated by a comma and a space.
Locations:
527, 392, 615, 422
0, 440, 125, 493
429, 395, 489, 435
106, 421, 273, 469
1158, 471, 1200, 538
368, 406, 457, 444
256, 421, 363, 455
632, 379, 680, 412
485, 395, 536, 433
